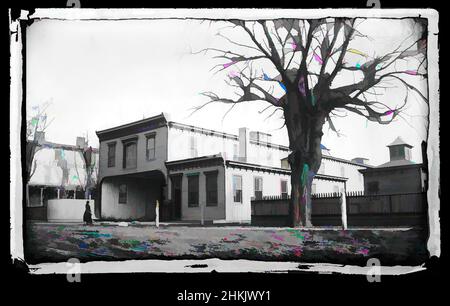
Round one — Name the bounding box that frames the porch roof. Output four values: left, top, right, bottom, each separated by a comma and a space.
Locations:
225, 160, 348, 182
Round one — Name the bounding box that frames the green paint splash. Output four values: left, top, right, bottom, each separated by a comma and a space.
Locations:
300, 163, 309, 187
311, 93, 316, 107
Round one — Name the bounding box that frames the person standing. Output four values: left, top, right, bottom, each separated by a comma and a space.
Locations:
83, 201, 93, 225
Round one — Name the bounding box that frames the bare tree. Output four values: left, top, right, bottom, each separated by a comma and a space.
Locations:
73, 138, 97, 199
193, 18, 428, 227
82, 145, 97, 199
25, 102, 54, 205
25, 102, 54, 184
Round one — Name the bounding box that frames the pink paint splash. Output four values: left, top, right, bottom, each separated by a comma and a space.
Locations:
223, 61, 236, 68
271, 234, 285, 242
313, 52, 323, 65
291, 42, 297, 50
385, 109, 395, 116
404, 70, 417, 75
228, 70, 239, 78
357, 248, 369, 256
293, 247, 302, 257
298, 76, 306, 96
334, 246, 349, 254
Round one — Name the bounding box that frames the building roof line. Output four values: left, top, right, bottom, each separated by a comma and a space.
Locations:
359, 163, 423, 172
95, 113, 167, 136
96, 114, 370, 168
34, 141, 99, 153
168, 121, 238, 140
225, 160, 348, 182
165, 154, 225, 166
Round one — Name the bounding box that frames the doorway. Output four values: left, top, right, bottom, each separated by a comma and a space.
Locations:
170, 175, 182, 220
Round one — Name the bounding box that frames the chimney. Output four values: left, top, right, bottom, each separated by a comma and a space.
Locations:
238, 127, 250, 162
76, 136, 87, 148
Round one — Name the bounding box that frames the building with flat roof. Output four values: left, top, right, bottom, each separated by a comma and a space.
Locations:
95, 113, 371, 223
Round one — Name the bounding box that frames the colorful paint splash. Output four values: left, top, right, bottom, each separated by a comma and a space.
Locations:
347, 48, 368, 57
26, 223, 427, 265
313, 52, 323, 65
277, 81, 287, 92
293, 246, 302, 257
404, 70, 418, 75
311, 93, 316, 106
223, 61, 236, 68
298, 76, 306, 96
300, 163, 310, 187
263, 73, 286, 92
271, 233, 285, 242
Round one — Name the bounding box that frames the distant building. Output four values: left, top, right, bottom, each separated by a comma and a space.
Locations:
28, 132, 99, 207
95, 113, 371, 223
26, 134, 99, 220
359, 136, 426, 194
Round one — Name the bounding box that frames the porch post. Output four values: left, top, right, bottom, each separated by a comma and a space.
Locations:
155, 200, 160, 228
200, 202, 204, 226
341, 182, 348, 230
40, 187, 44, 206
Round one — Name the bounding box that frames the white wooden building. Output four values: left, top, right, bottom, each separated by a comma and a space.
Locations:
96, 113, 371, 223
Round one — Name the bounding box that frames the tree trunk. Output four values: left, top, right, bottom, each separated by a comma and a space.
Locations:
283, 91, 326, 227
288, 152, 317, 227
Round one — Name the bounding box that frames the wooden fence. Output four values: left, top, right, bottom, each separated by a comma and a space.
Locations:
251, 191, 427, 227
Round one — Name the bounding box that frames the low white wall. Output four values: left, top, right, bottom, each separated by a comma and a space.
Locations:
47, 199, 95, 222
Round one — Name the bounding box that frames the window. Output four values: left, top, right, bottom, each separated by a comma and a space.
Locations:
123, 140, 137, 169
232, 175, 242, 203
188, 174, 199, 207
311, 183, 317, 195
405, 147, 411, 160
190, 135, 198, 158
368, 181, 379, 194
281, 180, 288, 199
340, 166, 345, 177
146, 134, 156, 160
28, 186, 44, 207
390, 146, 405, 160
254, 177, 263, 200
119, 184, 127, 204
107, 143, 116, 167
205, 171, 218, 206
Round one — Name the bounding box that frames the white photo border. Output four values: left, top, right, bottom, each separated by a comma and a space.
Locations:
9, 8, 440, 275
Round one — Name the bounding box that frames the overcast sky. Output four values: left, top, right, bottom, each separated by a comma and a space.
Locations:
26, 17, 429, 166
